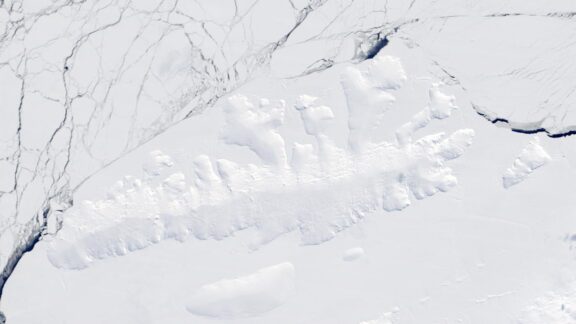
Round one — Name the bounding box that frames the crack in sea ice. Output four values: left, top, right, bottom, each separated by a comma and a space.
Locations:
46, 55, 475, 270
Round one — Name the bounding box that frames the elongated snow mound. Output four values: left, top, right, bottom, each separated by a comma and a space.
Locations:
46, 55, 475, 270
342, 247, 365, 262
503, 137, 551, 188
186, 263, 295, 319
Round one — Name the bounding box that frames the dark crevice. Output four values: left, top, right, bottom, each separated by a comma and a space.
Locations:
0, 207, 49, 297
474, 104, 576, 138
497, 122, 576, 138
364, 34, 389, 59
547, 12, 576, 18
360, 18, 421, 61
0, 196, 71, 323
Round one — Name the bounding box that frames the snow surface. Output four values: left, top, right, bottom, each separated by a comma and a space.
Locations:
516, 280, 576, 324
359, 309, 398, 324
186, 262, 295, 319
342, 247, 365, 262
503, 137, 551, 188
2, 1, 576, 324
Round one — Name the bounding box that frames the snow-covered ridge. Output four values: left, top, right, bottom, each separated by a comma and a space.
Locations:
503, 137, 551, 188
46, 55, 475, 270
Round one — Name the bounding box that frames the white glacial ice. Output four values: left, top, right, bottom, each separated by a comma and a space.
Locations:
221, 96, 288, 167
186, 262, 295, 319
503, 137, 551, 188
46, 55, 475, 270
516, 286, 576, 324
342, 247, 365, 262
341, 55, 407, 152
359, 309, 398, 324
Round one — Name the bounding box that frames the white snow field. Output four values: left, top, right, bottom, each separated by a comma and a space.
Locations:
2, 1, 576, 324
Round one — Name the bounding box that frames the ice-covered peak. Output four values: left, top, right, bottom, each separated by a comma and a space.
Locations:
46, 55, 474, 270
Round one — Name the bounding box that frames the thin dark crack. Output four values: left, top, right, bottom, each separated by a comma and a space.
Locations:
474, 104, 576, 138
486, 11, 576, 19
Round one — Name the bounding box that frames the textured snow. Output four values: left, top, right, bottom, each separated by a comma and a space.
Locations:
359, 309, 398, 324
517, 286, 576, 323
342, 55, 406, 152
395, 85, 458, 145
503, 137, 551, 188
45, 56, 474, 270
186, 263, 295, 319
143, 151, 175, 177
221, 96, 288, 167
